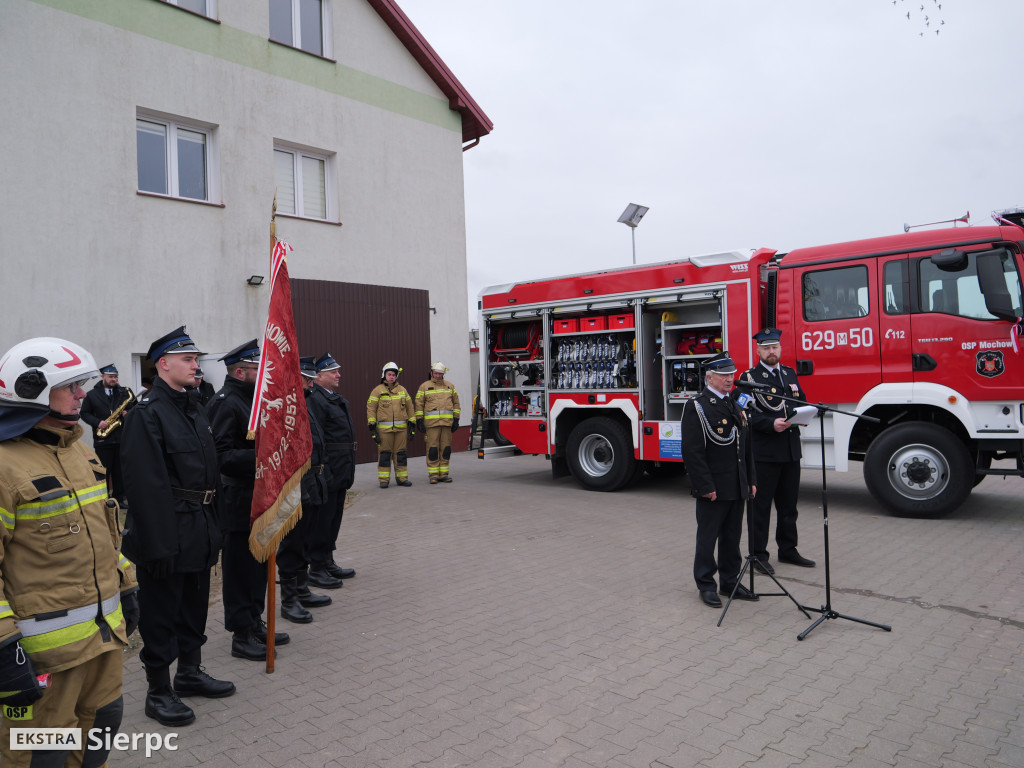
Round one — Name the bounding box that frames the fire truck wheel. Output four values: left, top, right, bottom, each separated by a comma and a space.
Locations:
864, 423, 972, 518
566, 417, 636, 492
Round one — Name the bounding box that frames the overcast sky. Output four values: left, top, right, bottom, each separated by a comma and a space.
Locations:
398, 0, 1023, 326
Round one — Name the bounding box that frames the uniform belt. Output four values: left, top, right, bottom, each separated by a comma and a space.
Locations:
18, 594, 121, 637
220, 475, 252, 488
310, 464, 326, 475
171, 487, 217, 504
326, 442, 357, 451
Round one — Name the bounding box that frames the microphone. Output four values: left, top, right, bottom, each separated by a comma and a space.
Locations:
733, 379, 773, 392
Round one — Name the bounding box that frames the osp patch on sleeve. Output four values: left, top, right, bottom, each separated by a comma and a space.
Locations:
3, 704, 34, 721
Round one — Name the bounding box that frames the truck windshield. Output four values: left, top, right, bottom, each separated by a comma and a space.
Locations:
919, 248, 1023, 320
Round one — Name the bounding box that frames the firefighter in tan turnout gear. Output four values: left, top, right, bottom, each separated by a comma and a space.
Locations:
367, 362, 415, 488
0, 337, 139, 768
416, 362, 461, 484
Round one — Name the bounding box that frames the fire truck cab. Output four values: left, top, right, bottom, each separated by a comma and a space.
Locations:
478, 215, 1024, 517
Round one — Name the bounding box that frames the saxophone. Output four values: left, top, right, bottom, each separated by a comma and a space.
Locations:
97, 389, 135, 439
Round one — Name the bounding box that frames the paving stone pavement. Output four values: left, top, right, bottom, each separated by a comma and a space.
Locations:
111, 454, 1024, 767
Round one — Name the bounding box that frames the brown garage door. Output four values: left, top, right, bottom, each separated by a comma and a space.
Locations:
291, 279, 431, 464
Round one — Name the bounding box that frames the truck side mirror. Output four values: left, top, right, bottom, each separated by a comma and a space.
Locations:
976, 251, 1018, 322
930, 248, 968, 272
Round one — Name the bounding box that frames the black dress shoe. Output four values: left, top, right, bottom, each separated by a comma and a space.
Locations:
779, 551, 816, 568
721, 584, 759, 601
752, 559, 775, 576
307, 566, 343, 590
253, 619, 290, 646
699, 590, 722, 608
326, 563, 355, 579
174, 665, 236, 697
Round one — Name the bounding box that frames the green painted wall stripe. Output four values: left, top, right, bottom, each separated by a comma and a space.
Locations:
28, 0, 462, 134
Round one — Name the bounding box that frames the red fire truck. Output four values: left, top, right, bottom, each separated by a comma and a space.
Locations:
477, 213, 1024, 516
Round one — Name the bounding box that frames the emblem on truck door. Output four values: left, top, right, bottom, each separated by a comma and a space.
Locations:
976, 350, 1005, 378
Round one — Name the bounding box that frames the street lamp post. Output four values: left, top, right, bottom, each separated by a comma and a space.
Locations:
617, 203, 649, 264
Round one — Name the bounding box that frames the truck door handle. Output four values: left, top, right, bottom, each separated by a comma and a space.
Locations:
912, 353, 937, 371
796, 359, 814, 375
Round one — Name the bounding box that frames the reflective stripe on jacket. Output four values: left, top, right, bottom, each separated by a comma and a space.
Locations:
366, 383, 414, 431
0, 424, 136, 673
415, 379, 461, 425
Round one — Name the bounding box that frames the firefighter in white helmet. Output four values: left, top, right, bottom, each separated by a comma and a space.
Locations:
415, 362, 461, 484
0, 337, 138, 767
366, 362, 416, 488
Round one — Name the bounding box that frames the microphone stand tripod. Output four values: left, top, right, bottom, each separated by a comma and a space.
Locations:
796, 400, 891, 640
718, 494, 811, 627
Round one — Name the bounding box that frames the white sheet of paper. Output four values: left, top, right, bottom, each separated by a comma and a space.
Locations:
786, 405, 818, 426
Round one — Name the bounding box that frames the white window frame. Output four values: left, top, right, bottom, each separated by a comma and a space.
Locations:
136, 109, 220, 203
270, 0, 333, 59
163, 0, 218, 18
273, 141, 335, 222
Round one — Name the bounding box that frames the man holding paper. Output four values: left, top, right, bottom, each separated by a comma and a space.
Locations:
741, 328, 816, 574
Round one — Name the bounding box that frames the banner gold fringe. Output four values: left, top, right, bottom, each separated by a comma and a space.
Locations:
248, 457, 311, 562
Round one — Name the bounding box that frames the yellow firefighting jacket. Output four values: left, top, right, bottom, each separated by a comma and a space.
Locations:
366, 383, 415, 432
0, 424, 136, 673
416, 379, 461, 427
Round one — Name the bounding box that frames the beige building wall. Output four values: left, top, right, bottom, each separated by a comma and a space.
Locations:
0, 0, 476, 403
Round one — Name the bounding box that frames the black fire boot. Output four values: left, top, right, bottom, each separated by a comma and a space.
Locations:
230, 628, 268, 661
173, 662, 236, 698
307, 564, 343, 590
298, 569, 334, 607
254, 618, 290, 646
280, 575, 313, 624
144, 664, 196, 727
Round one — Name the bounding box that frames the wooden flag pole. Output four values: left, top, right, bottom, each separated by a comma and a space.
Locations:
266, 195, 278, 674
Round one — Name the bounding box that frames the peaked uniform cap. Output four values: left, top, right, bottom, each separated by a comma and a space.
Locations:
220, 339, 261, 366
148, 326, 201, 361
315, 353, 340, 373
99, 364, 118, 375
753, 327, 783, 346
299, 356, 317, 378
703, 352, 737, 374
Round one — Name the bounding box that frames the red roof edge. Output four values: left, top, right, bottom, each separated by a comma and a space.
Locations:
367, 0, 494, 144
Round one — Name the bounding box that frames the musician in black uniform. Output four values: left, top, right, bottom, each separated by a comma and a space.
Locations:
206, 340, 289, 661
680, 352, 758, 608
121, 327, 235, 727
741, 328, 815, 574
81, 363, 133, 505
277, 356, 334, 622
306, 353, 357, 588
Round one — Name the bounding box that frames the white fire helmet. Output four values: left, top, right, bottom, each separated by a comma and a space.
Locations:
0, 337, 99, 412
431, 362, 447, 374
381, 361, 401, 377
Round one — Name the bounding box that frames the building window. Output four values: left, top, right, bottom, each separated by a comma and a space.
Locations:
167, 0, 212, 15
269, 0, 331, 57
137, 112, 217, 202
274, 145, 331, 220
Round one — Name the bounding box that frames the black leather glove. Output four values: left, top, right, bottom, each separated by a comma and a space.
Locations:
416, 418, 426, 433
451, 418, 460, 433
147, 557, 174, 580
0, 640, 42, 709
369, 424, 380, 444
122, 591, 140, 636
407, 422, 415, 438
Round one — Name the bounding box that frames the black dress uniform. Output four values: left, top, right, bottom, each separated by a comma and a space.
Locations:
741, 327, 813, 569
80, 364, 133, 503
680, 353, 757, 604
121, 326, 234, 727
206, 341, 278, 660
277, 357, 335, 621
307, 353, 357, 585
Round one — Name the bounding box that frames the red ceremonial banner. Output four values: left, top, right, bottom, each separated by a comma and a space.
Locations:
248, 240, 312, 562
